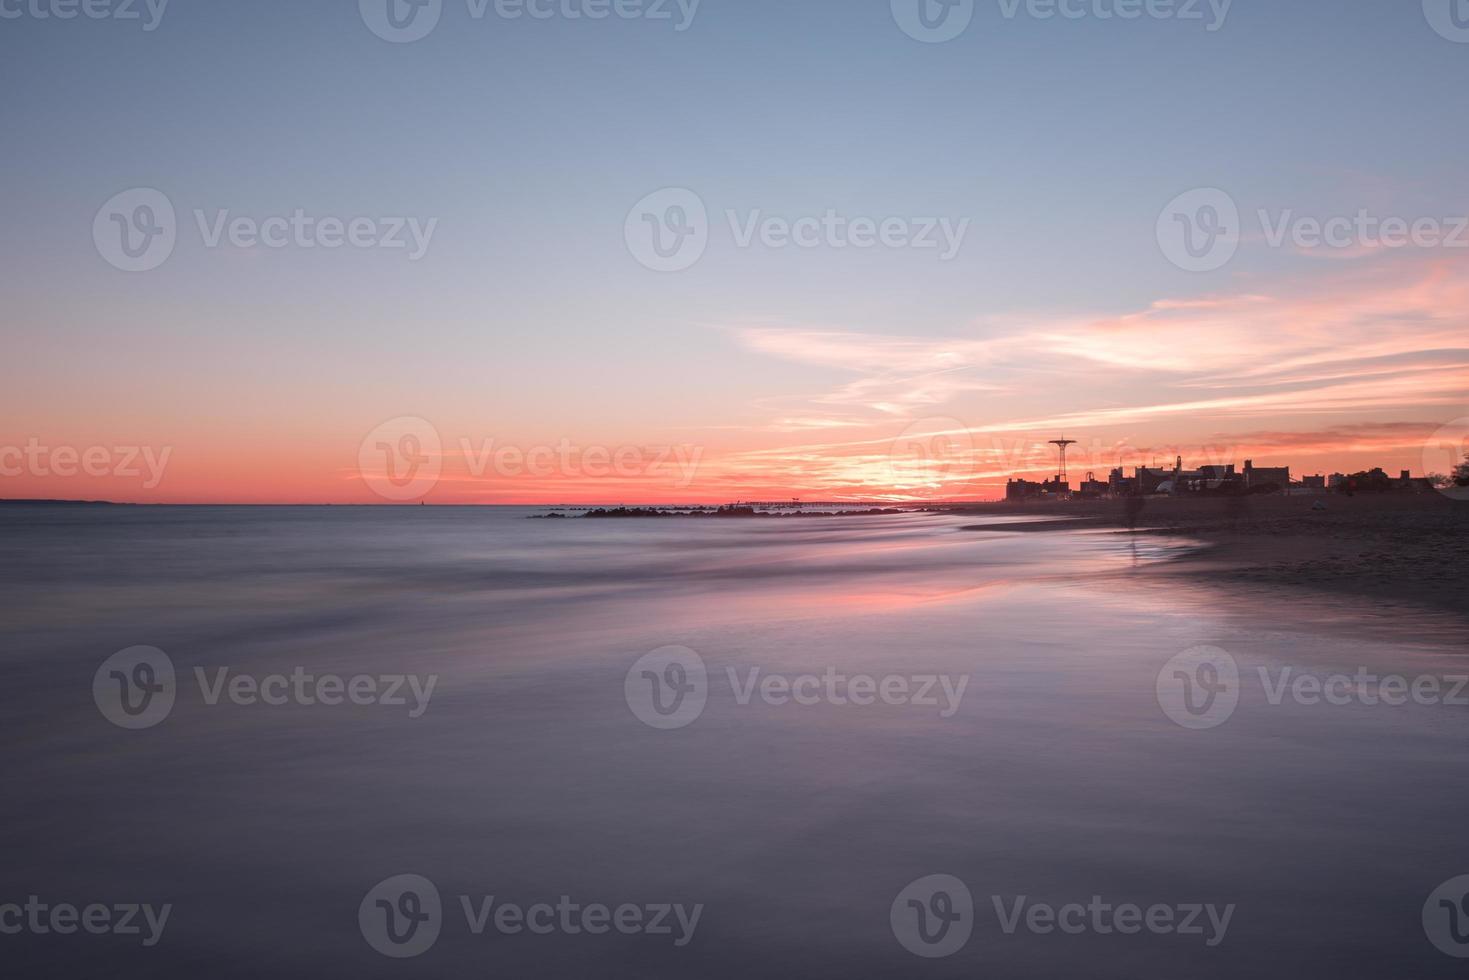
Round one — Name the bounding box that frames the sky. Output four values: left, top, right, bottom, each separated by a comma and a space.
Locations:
2, 0, 1467, 503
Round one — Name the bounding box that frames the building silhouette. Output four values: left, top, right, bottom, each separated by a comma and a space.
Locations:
1004, 453, 1434, 501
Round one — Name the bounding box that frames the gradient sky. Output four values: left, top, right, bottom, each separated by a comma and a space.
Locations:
3, 0, 1467, 503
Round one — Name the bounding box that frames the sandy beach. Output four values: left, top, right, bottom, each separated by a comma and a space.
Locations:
954, 493, 1468, 618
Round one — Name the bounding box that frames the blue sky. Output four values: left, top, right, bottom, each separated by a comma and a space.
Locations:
3, 0, 1467, 501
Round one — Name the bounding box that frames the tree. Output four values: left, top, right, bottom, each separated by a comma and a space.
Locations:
1457, 453, 1469, 488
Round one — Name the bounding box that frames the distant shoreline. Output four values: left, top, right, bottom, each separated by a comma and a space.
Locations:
8, 493, 1461, 618
537, 505, 907, 519
0, 498, 129, 506
0, 500, 928, 509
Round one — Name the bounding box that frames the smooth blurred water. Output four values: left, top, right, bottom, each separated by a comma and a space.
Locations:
2, 505, 1467, 978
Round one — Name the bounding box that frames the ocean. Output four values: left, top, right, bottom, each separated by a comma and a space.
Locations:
3, 504, 1467, 978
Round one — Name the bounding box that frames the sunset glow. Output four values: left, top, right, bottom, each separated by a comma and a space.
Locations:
10, 251, 1465, 504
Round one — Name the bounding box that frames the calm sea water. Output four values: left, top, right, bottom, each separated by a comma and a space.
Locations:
3, 505, 1468, 978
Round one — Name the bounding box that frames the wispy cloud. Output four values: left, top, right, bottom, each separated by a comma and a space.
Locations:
732, 255, 1469, 433
691, 255, 1469, 500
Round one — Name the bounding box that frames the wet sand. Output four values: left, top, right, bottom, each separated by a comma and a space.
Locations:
955, 493, 1468, 618
5, 505, 1469, 978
